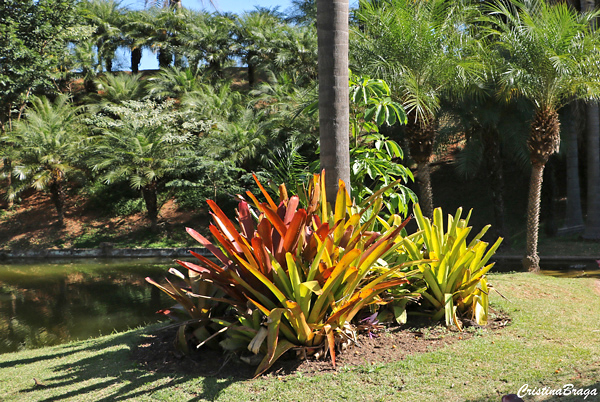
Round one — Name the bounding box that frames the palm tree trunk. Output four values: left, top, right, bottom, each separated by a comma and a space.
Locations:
3, 158, 13, 209
50, 179, 66, 228
561, 102, 584, 232
583, 102, 600, 239
142, 183, 159, 232
416, 162, 433, 219
131, 47, 142, 73
523, 163, 545, 272
317, 0, 350, 202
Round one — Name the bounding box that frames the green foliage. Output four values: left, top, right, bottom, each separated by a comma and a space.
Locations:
346, 72, 416, 218
149, 172, 426, 376
0, 0, 81, 129
482, 0, 600, 111
353, 0, 483, 124
407, 204, 503, 328
2, 95, 84, 209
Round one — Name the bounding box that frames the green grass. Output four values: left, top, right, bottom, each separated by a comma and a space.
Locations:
1, 273, 599, 401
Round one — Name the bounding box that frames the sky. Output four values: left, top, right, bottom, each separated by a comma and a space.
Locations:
129, 0, 295, 70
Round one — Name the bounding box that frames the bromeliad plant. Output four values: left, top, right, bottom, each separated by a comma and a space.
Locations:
400, 204, 503, 329
151, 171, 425, 376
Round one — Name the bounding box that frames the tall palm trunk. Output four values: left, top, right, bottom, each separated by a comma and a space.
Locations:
142, 183, 159, 232
317, 0, 350, 201
415, 162, 433, 219
405, 115, 435, 218
49, 178, 66, 227
523, 163, 545, 271
583, 101, 600, 239
523, 107, 561, 272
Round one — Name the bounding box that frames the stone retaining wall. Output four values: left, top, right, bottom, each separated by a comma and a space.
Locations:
0, 246, 211, 260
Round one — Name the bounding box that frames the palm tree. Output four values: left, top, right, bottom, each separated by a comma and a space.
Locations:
353, 0, 482, 218
483, 0, 600, 271
88, 100, 193, 231
177, 11, 235, 76
317, 0, 350, 201
121, 9, 154, 73
80, 0, 125, 73
88, 73, 149, 110
235, 8, 287, 88
3, 95, 84, 227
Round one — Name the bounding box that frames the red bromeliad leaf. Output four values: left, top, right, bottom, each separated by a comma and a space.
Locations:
261, 203, 287, 238
252, 173, 278, 211
282, 209, 307, 253
174, 259, 211, 275
251, 236, 272, 275
188, 250, 225, 273
283, 195, 300, 225
315, 221, 330, 241
257, 218, 274, 252
185, 227, 229, 265
209, 224, 238, 257
237, 201, 255, 239
245, 190, 262, 210
325, 324, 336, 369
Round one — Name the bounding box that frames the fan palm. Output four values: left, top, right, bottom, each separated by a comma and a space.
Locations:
88, 100, 193, 231
88, 72, 149, 111
234, 8, 287, 87
177, 11, 235, 77
353, 0, 483, 218
79, 0, 125, 72
3, 95, 84, 227
482, 0, 600, 271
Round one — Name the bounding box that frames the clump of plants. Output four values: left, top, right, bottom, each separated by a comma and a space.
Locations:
404, 204, 503, 328
148, 173, 504, 376
148, 171, 427, 376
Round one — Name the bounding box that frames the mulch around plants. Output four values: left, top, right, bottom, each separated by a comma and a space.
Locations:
131, 311, 511, 379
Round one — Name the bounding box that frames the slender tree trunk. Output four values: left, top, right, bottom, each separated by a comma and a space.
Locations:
317, 0, 350, 202
158, 49, 172, 69
561, 102, 584, 232
523, 163, 545, 272
416, 162, 433, 219
583, 102, 600, 239
142, 183, 159, 232
50, 179, 66, 228
131, 47, 142, 73
3, 158, 13, 209
106, 57, 113, 73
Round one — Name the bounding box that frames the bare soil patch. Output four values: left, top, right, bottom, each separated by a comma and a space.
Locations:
0, 188, 205, 250
131, 312, 510, 379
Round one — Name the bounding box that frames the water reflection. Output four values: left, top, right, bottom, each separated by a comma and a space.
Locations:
0, 258, 173, 354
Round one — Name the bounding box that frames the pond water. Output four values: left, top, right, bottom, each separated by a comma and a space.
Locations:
0, 258, 177, 354
1, 257, 598, 355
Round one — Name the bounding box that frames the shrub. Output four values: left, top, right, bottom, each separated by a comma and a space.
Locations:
405, 204, 503, 328
148, 171, 426, 376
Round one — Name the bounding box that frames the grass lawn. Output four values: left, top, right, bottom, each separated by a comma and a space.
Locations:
0, 273, 599, 402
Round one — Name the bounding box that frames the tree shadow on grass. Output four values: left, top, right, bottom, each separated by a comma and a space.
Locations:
10, 328, 249, 402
